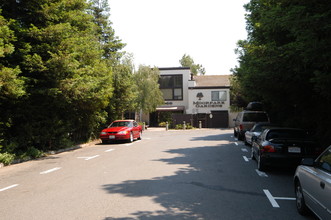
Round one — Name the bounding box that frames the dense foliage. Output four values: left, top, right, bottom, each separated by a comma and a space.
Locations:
0, 0, 163, 163
232, 0, 331, 146
179, 54, 205, 75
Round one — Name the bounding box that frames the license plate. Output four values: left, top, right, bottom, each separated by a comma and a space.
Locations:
288, 147, 301, 153
109, 135, 115, 139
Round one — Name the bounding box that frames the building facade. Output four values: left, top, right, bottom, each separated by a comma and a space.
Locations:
149, 67, 231, 128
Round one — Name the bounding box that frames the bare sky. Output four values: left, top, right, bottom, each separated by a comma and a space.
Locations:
109, 0, 249, 75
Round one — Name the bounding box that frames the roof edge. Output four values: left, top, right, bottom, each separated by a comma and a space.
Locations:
158, 67, 190, 71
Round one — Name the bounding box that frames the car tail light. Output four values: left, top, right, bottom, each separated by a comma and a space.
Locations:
261, 145, 276, 153
239, 124, 244, 131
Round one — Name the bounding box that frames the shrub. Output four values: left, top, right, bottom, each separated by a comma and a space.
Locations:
175, 123, 194, 130
19, 147, 44, 161
175, 124, 183, 129
159, 122, 167, 127
0, 152, 15, 165
186, 124, 194, 129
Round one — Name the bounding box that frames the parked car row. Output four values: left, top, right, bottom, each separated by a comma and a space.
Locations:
234, 104, 330, 220
245, 126, 330, 219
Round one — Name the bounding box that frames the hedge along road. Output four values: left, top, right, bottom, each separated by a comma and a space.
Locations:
0, 128, 317, 220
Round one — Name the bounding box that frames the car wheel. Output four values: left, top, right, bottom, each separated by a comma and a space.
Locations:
138, 131, 142, 140
234, 129, 237, 137
244, 139, 249, 146
295, 181, 309, 216
251, 148, 256, 160
257, 153, 266, 171
128, 132, 134, 143
101, 140, 107, 144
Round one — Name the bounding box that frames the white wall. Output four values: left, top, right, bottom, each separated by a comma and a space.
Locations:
159, 68, 191, 112
159, 68, 231, 118
187, 89, 230, 114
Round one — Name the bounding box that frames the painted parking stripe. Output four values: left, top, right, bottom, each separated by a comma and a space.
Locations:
0, 184, 19, 192
234, 142, 238, 146
264, 189, 280, 208
243, 156, 249, 162
241, 148, 248, 152
105, 149, 114, 152
263, 189, 296, 208
77, 155, 100, 160
256, 169, 268, 177
40, 167, 61, 174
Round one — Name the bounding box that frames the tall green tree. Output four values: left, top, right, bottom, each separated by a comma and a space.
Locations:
107, 54, 137, 122
0, 0, 119, 151
88, 0, 125, 62
179, 54, 206, 75
134, 65, 164, 115
233, 0, 331, 145
0, 12, 26, 152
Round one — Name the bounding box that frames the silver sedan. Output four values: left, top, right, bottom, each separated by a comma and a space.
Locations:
294, 146, 331, 220
244, 122, 272, 146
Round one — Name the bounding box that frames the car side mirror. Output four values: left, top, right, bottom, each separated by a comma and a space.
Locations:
300, 158, 315, 166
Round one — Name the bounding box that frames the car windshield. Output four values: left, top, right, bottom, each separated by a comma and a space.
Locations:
266, 129, 306, 140
252, 124, 271, 132
109, 121, 132, 128
243, 113, 268, 122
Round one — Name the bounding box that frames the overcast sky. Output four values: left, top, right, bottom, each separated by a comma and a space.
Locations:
108, 0, 249, 75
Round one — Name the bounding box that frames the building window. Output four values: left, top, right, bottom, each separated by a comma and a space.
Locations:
211, 91, 227, 101
159, 75, 183, 100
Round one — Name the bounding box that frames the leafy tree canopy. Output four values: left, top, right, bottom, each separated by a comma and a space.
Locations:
232, 0, 331, 146
134, 65, 164, 113
0, 0, 124, 154
179, 54, 206, 75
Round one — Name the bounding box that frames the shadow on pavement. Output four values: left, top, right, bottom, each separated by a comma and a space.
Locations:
101, 142, 268, 220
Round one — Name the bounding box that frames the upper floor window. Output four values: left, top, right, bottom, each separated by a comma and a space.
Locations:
159, 75, 183, 100
211, 91, 227, 101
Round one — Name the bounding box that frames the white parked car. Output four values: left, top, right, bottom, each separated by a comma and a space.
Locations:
244, 122, 274, 146
294, 145, 331, 220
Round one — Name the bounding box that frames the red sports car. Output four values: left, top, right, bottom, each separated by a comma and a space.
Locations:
100, 120, 142, 144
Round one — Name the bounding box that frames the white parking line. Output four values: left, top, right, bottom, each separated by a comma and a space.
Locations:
235, 142, 238, 146
241, 148, 248, 152
40, 167, 61, 174
243, 156, 250, 162
125, 143, 133, 146
0, 184, 19, 192
105, 149, 114, 152
77, 155, 100, 160
256, 169, 268, 177
263, 189, 295, 208
264, 189, 280, 208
